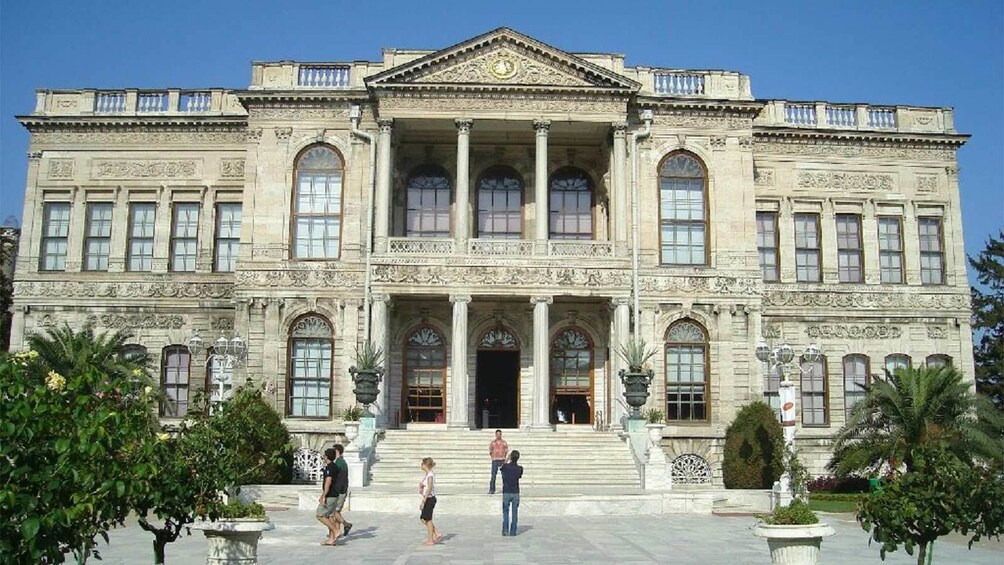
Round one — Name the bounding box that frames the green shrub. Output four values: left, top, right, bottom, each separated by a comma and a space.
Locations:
722, 401, 784, 489
218, 499, 266, 520
206, 382, 294, 484
757, 499, 819, 525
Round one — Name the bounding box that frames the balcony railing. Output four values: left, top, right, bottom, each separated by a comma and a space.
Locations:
758, 101, 953, 134
250, 61, 371, 90
31, 89, 245, 117
638, 68, 753, 100
387, 237, 455, 255
385, 238, 617, 258
297, 65, 351, 88
468, 239, 535, 256
548, 240, 614, 257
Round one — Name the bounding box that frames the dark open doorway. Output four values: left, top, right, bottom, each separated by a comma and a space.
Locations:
475, 350, 520, 429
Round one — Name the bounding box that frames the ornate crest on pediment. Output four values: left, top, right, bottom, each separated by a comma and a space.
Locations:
367, 27, 639, 92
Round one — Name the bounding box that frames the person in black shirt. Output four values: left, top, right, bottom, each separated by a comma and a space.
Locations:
315, 448, 340, 545
331, 444, 353, 539
500, 450, 523, 536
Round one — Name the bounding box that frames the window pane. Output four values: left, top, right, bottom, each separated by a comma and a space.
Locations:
40, 202, 71, 271
293, 149, 342, 259
549, 168, 593, 240
800, 357, 827, 425
794, 213, 821, 282
127, 203, 156, 272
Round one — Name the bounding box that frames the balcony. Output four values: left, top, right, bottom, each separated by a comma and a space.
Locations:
31, 89, 246, 117
383, 238, 619, 259
757, 100, 956, 134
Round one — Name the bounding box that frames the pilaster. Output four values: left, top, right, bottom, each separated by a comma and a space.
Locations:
820, 200, 838, 284
903, 202, 921, 285
861, 199, 880, 285
63, 186, 83, 273
108, 187, 127, 272
152, 186, 170, 273
778, 198, 796, 283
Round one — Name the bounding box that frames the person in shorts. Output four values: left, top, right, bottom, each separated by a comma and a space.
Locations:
315, 448, 340, 545
419, 457, 442, 545
331, 444, 353, 538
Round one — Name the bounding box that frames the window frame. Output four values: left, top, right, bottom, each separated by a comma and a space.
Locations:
918, 216, 945, 285
548, 167, 595, 241
404, 165, 453, 239
402, 325, 448, 423
170, 202, 200, 272
794, 212, 822, 282
286, 314, 335, 418
756, 211, 780, 282
83, 202, 113, 272
127, 202, 156, 272
39, 201, 71, 272
800, 354, 829, 426
160, 345, 191, 417
291, 144, 345, 260
658, 152, 709, 266
884, 354, 911, 378
214, 202, 242, 272
842, 354, 870, 420
550, 326, 595, 425
877, 216, 905, 284
925, 354, 952, 369
475, 165, 524, 239
664, 319, 710, 422
835, 213, 864, 283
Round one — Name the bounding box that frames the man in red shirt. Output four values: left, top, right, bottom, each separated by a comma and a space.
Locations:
488, 429, 509, 494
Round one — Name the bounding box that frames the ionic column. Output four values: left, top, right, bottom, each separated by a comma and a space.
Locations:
611, 122, 629, 255
448, 294, 472, 429
533, 120, 551, 252
370, 293, 391, 427
454, 119, 473, 249
530, 295, 554, 430
375, 119, 394, 253
611, 297, 631, 428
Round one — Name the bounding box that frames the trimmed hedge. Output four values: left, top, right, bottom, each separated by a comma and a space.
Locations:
807, 474, 870, 493
722, 401, 784, 489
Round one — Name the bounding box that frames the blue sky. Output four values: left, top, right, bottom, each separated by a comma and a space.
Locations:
1, 0, 1001, 271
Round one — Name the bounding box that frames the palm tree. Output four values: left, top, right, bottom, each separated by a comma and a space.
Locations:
25, 322, 152, 383
828, 365, 1003, 476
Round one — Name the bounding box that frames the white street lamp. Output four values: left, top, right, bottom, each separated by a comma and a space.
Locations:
186, 330, 248, 411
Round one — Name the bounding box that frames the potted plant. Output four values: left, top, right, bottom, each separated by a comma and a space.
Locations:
191, 499, 274, 565
341, 405, 363, 446
348, 342, 384, 416
644, 408, 665, 444
753, 450, 835, 565
617, 338, 657, 418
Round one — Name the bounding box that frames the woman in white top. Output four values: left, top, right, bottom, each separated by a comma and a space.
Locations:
418, 457, 442, 545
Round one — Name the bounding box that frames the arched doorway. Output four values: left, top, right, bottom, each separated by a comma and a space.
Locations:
475, 326, 521, 429
551, 327, 594, 425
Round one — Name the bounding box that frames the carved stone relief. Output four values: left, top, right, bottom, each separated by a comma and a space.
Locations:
413, 47, 591, 88
796, 171, 895, 192
764, 288, 970, 311
916, 174, 939, 193
220, 159, 245, 179
249, 106, 350, 121
47, 159, 74, 179
755, 139, 956, 161
32, 130, 246, 146
761, 322, 781, 339
379, 94, 624, 115
15, 280, 233, 300
87, 313, 186, 329
92, 160, 199, 179
926, 326, 947, 339
805, 325, 902, 340
753, 168, 774, 187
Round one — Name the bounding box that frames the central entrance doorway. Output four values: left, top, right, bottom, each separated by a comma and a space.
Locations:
475, 326, 521, 429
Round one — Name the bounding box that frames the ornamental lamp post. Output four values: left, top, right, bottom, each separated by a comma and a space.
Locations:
186, 330, 248, 411
755, 340, 822, 501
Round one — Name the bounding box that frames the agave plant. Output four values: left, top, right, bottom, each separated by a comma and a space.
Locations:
618, 337, 658, 373
352, 341, 385, 372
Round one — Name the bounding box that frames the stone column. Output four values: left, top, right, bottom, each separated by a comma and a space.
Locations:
370, 293, 391, 427
375, 119, 394, 253
611, 297, 631, 429
449, 294, 472, 429
716, 305, 735, 425
778, 198, 795, 283
18, 151, 44, 274
454, 119, 473, 250
944, 165, 967, 287
533, 120, 551, 253
611, 122, 629, 256
530, 295, 554, 430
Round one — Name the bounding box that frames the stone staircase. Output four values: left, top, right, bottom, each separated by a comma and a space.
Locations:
369, 428, 641, 489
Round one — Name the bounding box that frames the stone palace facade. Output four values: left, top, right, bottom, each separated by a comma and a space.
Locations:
10, 28, 973, 476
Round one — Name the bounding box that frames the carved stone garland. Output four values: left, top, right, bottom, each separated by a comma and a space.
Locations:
479, 327, 519, 350
291, 315, 333, 338
670, 454, 713, 485
409, 327, 444, 347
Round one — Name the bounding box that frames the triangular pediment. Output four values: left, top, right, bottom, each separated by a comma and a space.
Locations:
367, 28, 640, 92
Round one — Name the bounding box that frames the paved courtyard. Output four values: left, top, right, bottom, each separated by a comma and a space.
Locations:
88, 508, 1001, 564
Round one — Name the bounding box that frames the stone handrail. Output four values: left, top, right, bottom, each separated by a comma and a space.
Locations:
250, 61, 377, 89
757, 100, 955, 134
31, 89, 246, 117
635, 68, 753, 100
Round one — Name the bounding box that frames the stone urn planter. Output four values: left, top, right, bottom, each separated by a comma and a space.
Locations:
619, 368, 655, 418
349, 367, 383, 415
344, 420, 360, 445
645, 422, 665, 444
191, 519, 275, 565
752, 523, 835, 565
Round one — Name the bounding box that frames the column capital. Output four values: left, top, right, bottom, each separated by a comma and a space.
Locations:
611, 122, 629, 137
454, 118, 474, 134
533, 119, 551, 134
945, 165, 959, 178
449, 294, 472, 304
27, 150, 43, 162
530, 295, 553, 305
610, 296, 631, 308
371, 292, 391, 304
343, 298, 363, 309
377, 118, 394, 133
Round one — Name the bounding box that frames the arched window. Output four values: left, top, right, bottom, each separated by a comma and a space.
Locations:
206, 347, 234, 411
161, 345, 191, 417
404, 326, 447, 423
406, 166, 452, 237
293, 145, 344, 259
551, 328, 593, 424
665, 320, 709, 421
801, 355, 828, 426
659, 153, 708, 265
477, 166, 523, 239
549, 167, 593, 240
287, 314, 334, 417
884, 354, 911, 378
121, 343, 148, 364
926, 354, 952, 369
843, 354, 869, 419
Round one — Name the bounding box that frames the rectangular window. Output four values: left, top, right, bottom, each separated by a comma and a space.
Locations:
756, 212, 779, 282
843, 355, 869, 420
800, 357, 828, 426
127, 203, 156, 272
666, 345, 708, 421
83, 203, 113, 271
836, 214, 863, 283
794, 213, 821, 282
763, 365, 782, 418
295, 172, 342, 256
884, 354, 910, 378
289, 339, 332, 417
214, 203, 242, 272
170, 203, 199, 272
39, 202, 71, 271
878, 217, 904, 283
161, 347, 190, 417
919, 217, 944, 284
